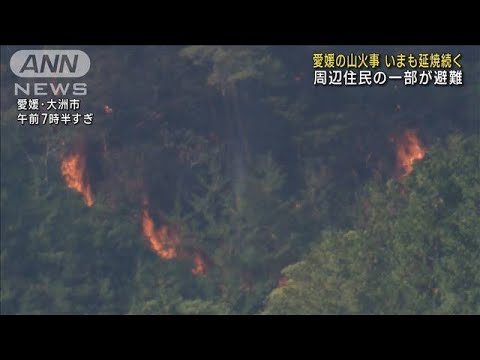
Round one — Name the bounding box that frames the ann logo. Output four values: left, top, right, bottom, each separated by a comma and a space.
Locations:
10, 50, 90, 78
20, 53, 79, 74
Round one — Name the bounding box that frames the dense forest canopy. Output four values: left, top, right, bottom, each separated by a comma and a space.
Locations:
1, 45, 479, 314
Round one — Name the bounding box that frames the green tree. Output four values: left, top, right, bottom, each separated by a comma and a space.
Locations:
264, 134, 480, 314
179, 150, 303, 314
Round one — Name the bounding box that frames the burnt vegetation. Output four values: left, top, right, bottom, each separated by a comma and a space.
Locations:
1, 46, 479, 314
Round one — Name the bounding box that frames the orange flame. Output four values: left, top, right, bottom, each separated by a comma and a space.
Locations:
104, 105, 113, 115
277, 276, 289, 288
396, 129, 425, 177
61, 152, 94, 207
141, 200, 207, 275
142, 208, 177, 259
191, 253, 206, 276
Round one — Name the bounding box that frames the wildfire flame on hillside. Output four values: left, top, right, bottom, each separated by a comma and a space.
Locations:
141, 203, 207, 276
191, 253, 206, 275
277, 276, 289, 288
395, 129, 425, 177
61, 152, 94, 207
104, 105, 113, 115
142, 208, 178, 259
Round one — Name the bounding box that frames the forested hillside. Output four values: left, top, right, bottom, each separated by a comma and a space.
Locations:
1, 45, 479, 314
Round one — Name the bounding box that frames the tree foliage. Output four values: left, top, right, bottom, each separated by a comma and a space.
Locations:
264, 135, 480, 314
1, 45, 478, 314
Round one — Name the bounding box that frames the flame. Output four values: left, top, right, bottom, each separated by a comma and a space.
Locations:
277, 276, 289, 288
142, 208, 177, 259
61, 152, 94, 207
191, 253, 206, 276
104, 105, 113, 115
396, 129, 425, 177
141, 199, 207, 275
